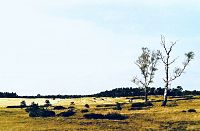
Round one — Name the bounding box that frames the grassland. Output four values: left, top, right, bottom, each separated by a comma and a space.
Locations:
0, 96, 200, 130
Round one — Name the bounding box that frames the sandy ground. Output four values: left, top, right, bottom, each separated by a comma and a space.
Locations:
0, 98, 62, 107
0, 97, 142, 107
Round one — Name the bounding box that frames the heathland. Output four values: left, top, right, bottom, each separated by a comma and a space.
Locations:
0, 95, 200, 130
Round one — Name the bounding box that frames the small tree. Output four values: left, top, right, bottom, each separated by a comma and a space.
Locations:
132, 47, 160, 103
44, 100, 51, 107
20, 100, 26, 108
159, 36, 194, 106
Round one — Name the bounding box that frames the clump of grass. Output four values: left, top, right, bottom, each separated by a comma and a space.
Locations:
167, 101, 178, 107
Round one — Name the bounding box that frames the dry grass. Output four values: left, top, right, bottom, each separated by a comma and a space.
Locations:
0, 96, 200, 130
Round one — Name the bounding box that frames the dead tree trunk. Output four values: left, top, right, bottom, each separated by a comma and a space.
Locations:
159, 36, 194, 106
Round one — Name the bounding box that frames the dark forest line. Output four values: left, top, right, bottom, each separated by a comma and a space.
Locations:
0, 86, 200, 98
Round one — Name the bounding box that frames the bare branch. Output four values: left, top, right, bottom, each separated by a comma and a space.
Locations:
170, 51, 194, 82
168, 41, 176, 54
132, 76, 145, 87
160, 35, 168, 54
168, 57, 179, 65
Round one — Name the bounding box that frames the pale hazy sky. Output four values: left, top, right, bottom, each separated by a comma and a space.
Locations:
0, 0, 199, 95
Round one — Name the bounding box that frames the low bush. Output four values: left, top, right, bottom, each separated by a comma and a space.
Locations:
29, 109, 55, 117
6, 106, 22, 108
70, 102, 75, 105
26, 102, 55, 117
184, 95, 194, 100
96, 105, 103, 108
113, 102, 122, 110
44, 100, 51, 107
105, 113, 128, 120
96, 104, 116, 108
104, 104, 117, 107
145, 101, 153, 106
83, 113, 105, 119
128, 107, 143, 110
53, 106, 66, 110
57, 110, 76, 117
25, 102, 39, 112
68, 106, 75, 109
81, 109, 89, 113
188, 109, 197, 113
84, 104, 90, 108
131, 102, 153, 108
84, 113, 128, 120
20, 100, 27, 108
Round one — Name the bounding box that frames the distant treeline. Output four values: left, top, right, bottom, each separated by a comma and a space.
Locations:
92, 86, 200, 97
0, 87, 200, 98
0, 92, 18, 98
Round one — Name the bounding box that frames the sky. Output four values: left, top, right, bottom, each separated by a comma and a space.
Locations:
0, 0, 199, 95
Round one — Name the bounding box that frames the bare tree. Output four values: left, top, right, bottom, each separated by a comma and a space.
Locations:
159, 36, 194, 106
132, 47, 160, 103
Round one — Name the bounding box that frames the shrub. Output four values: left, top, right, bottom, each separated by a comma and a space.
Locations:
105, 113, 128, 120
128, 107, 143, 110
6, 106, 21, 108
20, 100, 27, 108
25, 102, 39, 112
29, 109, 55, 117
104, 104, 116, 107
68, 106, 75, 109
184, 95, 193, 100
83, 113, 105, 119
53, 106, 66, 110
145, 101, 153, 106
83, 113, 128, 120
113, 102, 122, 110
44, 100, 51, 107
81, 109, 89, 113
24, 101, 55, 117
96, 105, 103, 108
57, 110, 76, 117
131, 102, 153, 108
84, 104, 90, 108
188, 109, 197, 113
70, 102, 75, 105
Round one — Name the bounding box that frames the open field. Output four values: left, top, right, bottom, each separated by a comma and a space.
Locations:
0, 96, 200, 130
